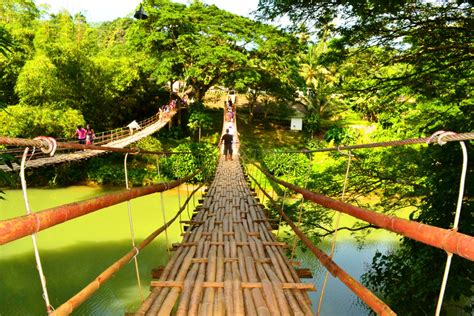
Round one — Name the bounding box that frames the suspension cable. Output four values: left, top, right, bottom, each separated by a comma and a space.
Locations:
435, 138, 468, 315
0, 136, 192, 156
177, 182, 183, 235
156, 156, 170, 259
289, 156, 311, 263
277, 187, 288, 238
257, 131, 474, 154
247, 170, 395, 315
317, 149, 353, 316
186, 182, 191, 220
123, 153, 144, 301
254, 163, 474, 262
20, 148, 53, 314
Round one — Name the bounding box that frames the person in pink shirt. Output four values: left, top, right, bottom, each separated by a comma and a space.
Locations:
76, 125, 86, 144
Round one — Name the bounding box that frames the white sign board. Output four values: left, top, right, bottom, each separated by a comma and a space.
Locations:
291, 117, 303, 131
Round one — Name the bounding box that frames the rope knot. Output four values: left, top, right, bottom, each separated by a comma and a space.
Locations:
34, 136, 57, 156
427, 131, 457, 146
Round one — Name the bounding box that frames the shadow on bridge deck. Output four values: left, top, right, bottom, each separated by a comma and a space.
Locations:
133, 156, 314, 315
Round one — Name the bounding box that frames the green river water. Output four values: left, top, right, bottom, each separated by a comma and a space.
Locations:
1, 186, 399, 315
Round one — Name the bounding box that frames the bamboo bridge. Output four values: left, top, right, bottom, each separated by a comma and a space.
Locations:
0, 109, 176, 172
135, 155, 314, 315
0, 107, 473, 315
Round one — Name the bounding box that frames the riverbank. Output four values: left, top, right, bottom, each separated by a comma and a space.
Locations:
1, 185, 401, 315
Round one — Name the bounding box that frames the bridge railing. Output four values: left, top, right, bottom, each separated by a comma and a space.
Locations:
253, 163, 474, 262
246, 169, 396, 315
0, 109, 176, 159
244, 159, 473, 314
50, 182, 204, 315
0, 168, 202, 314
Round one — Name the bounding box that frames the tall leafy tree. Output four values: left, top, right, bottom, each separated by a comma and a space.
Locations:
258, 0, 473, 313
129, 0, 301, 104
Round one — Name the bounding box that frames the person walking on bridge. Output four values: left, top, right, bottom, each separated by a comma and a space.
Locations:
75, 125, 86, 144
219, 129, 233, 161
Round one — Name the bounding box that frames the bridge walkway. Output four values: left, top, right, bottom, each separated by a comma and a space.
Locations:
135, 156, 314, 315
0, 110, 176, 171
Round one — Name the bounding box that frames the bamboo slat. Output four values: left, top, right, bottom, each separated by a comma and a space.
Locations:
136, 143, 313, 315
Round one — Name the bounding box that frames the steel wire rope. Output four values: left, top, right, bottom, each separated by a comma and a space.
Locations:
246, 169, 396, 315
435, 134, 468, 315
123, 153, 144, 301
177, 180, 183, 235
289, 154, 311, 263
186, 182, 191, 220
277, 187, 288, 238
19, 148, 53, 314
156, 155, 171, 259
254, 132, 474, 154
317, 149, 353, 316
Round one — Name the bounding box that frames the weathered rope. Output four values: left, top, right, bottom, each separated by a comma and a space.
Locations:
177, 182, 183, 235
254, 131, 474, 154
123, 153, 144, 302
317, 149, 353, 316
33, 136, 57, 156
435, 137, 468, 315
156, 157, 171, 259
247, 170, 396, 315
19, 148, 53, 314
289, 158, 311, 263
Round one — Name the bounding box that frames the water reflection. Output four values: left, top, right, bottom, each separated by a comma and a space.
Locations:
299, 240, 397, 315
1, 186, 399, 315
1, 186, 197, 315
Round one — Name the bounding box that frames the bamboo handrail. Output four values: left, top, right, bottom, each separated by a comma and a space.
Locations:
248, 171, 396, 315
0, 171, 199, 245
254, 163, 474, 262
50, 183, 204, 316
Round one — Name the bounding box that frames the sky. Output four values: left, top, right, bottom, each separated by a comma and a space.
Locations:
34, 0, 260, 22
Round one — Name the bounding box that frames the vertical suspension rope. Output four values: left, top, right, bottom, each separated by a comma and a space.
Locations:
177, 183, 183, 235
258, 167, 264, 202
123, 153, 144, 301
186, 182, 191, 220
435, 140, 468, 315
277, 187, 288, 238
156, 156, 171, 259
290, 155, 311, 263
20, 148, 53, 314
317, 149, 353, 316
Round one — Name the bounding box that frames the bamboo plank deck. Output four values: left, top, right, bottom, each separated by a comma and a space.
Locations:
135, 153, 314, 315
0, 111, 176, 172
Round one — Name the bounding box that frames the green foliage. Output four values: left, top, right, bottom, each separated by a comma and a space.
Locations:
0, 104, 84, 138
262, 152, 310, 186
129, 0, 301, 103
304, 113, 320, 135
187, 110, 213, 141
324, 126, 356, 145
0, 25, 13, 56
160, 141, 218, 183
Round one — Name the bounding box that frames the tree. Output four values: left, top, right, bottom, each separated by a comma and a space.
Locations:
129, 0, 301, 105
258, 0, 474, 313
188, 110, 212, 141
0, 25, 13, 56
